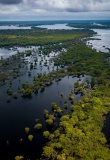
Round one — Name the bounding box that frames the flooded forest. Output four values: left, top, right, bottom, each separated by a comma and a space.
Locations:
0, 25, 110, 160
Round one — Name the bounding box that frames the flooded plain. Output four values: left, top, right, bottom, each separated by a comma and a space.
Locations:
0, 43, 91, 159
0, 22, 110, 159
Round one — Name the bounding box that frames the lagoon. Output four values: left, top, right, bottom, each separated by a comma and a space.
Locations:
37, 23, 76, 30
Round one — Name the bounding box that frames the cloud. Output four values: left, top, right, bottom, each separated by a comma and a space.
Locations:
24, 0, 110, 12
0, 0, 23, 5
0, 0, 110, 20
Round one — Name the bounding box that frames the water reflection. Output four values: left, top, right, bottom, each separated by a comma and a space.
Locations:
0, 25, 31, 30
34, 24, 76, 30
0, 75, 91, 159
0, 46, 38, 59
0, 24, 76, 30
87, 29, 110, 52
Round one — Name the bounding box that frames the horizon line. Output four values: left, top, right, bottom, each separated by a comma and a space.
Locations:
0, 19, 110, 22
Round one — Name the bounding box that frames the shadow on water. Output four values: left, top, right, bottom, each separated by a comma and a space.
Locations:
102, 112, 110, 146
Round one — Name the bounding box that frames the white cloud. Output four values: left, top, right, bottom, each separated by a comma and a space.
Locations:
0, 0, 110, 20
24, 0, 110, 12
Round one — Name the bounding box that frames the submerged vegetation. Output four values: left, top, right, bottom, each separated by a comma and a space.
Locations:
0, 28, 110, 159
0, 29, 94, 86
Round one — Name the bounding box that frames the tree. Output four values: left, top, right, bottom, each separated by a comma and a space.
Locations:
15, 156, 24, 160
13, 92, 18, 99
43, 131, 50, 138
46, 118, 53, 125
42, 146, 56, 159
28, 135, 34, 141
25, 127, 30, 133
34, 123, 42, 129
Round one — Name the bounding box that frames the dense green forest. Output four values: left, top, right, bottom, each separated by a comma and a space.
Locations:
41, 43, 110, 160
0, 29, 94, 47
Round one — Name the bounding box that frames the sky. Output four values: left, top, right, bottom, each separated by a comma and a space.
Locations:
0, 0, 110, 21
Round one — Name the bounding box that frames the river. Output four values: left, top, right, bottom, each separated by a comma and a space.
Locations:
37, 23, 110, 53
87, 29, 110, 53
0, 23, 110, 53
30, 23, 110, 53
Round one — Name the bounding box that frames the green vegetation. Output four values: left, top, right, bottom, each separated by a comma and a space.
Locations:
25, 50, 32, 56
1, 28, 110, 159
7, 87, 12, 95
15, 156, 24, 160
41, 42, 110, 159
0, 29, 94, 86
19, 139, 23, 143
45, 114, 55, 126
28, 135, 34, 142
43, 131, 50, 138
0, 52, 24, 86
25, 127, 30, 133
42, 88, 110, 159
68, 22, 110, 29
0, 29, 94, 47
54, 42, 110, 78
13, 92, 18, 99
34, 123, 42, 129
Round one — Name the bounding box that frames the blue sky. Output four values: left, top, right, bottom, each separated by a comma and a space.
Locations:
0, 0, 110, 20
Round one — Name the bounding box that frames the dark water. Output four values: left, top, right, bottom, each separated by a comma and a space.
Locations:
0, 44, 91, 159
1, 20, 109, 159
0, 74, 91, 160
102, 112, 110, 145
